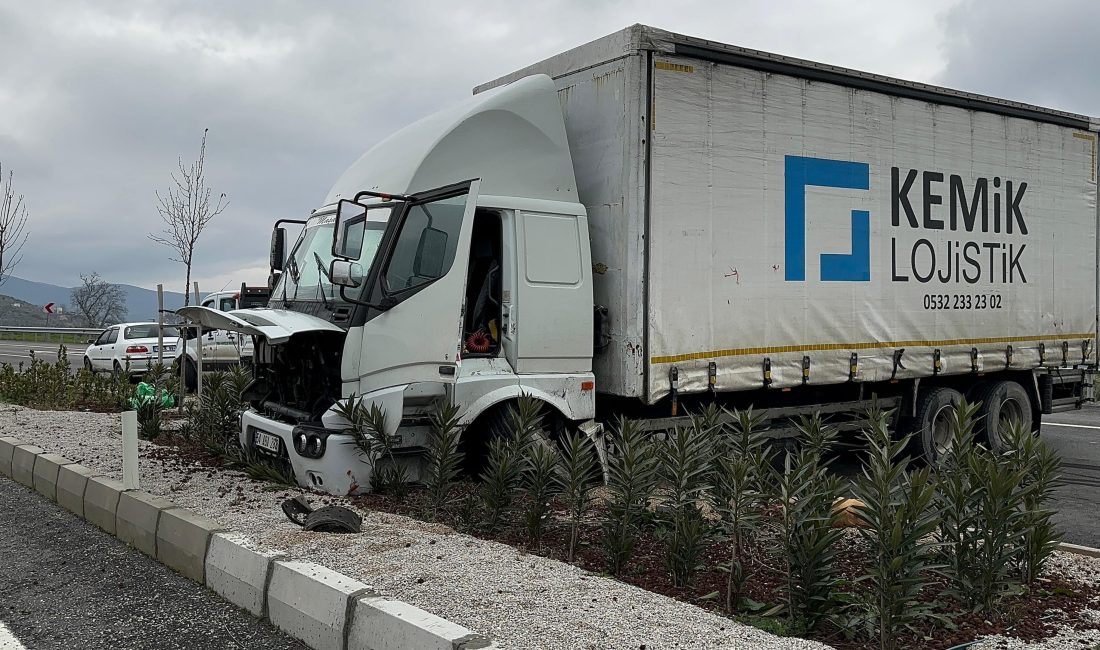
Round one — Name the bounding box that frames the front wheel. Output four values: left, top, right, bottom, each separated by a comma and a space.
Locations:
459, 399, 567, 476
83, 357, 93, 373
908, 386, 964, 463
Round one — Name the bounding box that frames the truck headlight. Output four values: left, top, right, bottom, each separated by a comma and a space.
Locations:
291, 428, 328, 459
305, 435, 326, 458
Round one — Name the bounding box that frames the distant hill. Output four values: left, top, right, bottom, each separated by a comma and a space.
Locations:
1, 276, 188, 324
0, 293, 81, 327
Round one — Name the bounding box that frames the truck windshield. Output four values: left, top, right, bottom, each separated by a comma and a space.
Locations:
274, 207, 393, 301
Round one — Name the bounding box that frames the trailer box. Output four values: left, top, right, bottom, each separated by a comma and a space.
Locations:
478, 24, 1099, 405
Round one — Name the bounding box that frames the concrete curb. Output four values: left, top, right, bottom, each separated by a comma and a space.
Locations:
205, 532, 286, 618
83, 475, 128, 534
0, 436, 21, 476
56, 463, 98, 517
117, 490, 177, 557
1059, 542, 1100, 558
11, 444, 44, 487
268, 561, 375, 650
32, 453, 74, 501
0, 441, 497, 650
157, 507, 224, 583
350, 597, 494, 650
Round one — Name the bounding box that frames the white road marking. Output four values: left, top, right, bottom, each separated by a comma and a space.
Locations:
0, 622, 28, 649
1044, 421, 1100, 431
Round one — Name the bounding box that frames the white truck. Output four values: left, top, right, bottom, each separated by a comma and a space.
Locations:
178, 285, 270, 389
180, 25, 1098, 495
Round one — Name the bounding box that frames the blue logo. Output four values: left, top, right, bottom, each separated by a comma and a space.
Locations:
784, 155, 870, 282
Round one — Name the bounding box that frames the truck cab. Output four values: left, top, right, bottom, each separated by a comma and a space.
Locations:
179, 75, 597, 494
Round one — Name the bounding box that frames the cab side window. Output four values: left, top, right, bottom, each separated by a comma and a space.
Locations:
219, 298, 236, 312
383, 193, 466, 292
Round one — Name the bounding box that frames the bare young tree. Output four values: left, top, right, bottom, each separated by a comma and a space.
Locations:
71, 272, 127, 328
0, 162, 30, 290
150, 129, 228, 305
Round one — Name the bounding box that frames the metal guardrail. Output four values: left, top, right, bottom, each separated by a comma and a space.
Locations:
0, 325, 105, 342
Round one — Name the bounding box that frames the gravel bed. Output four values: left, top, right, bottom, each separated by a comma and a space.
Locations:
0, 405, 830, 650
6, 405, 1100, 649
971, 552, 1100, 650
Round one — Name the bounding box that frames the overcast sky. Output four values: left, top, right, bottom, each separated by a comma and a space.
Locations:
1, 0, 1096, 295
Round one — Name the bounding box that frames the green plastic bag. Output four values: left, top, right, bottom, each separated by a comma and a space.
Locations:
129, 382, 175, 409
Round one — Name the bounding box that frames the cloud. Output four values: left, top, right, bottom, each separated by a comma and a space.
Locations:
15, 0, 1087, 297
935, 0, 1100, 116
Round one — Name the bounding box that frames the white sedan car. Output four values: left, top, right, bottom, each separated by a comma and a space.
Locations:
83, 323, 183, 378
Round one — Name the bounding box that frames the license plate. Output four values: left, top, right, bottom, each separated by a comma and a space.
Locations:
253, 430, 281, 454
151, 345, 176, 353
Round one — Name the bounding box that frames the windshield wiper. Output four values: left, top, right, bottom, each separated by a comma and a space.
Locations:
313, 252, 332, 310
289, 256, 302, 301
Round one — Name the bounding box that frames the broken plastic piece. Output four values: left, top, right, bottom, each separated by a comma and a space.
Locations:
303, 506, 363, 533
280, 495, 363, 533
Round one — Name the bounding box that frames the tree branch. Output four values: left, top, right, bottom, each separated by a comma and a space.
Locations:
149, 129, 229, 304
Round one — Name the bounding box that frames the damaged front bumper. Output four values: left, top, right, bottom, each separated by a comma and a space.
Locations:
240, 381, 446, 495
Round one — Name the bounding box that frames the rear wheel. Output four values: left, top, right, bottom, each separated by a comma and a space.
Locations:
971, 380, 1032, 454
908, 386, 963, 463
112, 361, 123, 380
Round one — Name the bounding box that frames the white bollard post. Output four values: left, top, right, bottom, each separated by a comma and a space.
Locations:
122, 410, 140, 490
157, 284, 165, 366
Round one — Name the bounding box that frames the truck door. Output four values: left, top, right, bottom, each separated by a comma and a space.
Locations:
199, 297, 226, 364
354, 180, 480, 394
216, 295, 245, 361
511, 210, 593, 374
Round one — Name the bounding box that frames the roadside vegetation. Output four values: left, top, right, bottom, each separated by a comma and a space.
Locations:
0, 358, 1086, 648
0, 345, 132, 410
349, 395, 1078, 650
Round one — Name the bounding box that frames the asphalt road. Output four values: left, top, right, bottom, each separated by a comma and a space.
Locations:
1040, 406, 1100, 546
0, 341, 85, 370
0, 476, 307, 650
827, 407, 1100, 546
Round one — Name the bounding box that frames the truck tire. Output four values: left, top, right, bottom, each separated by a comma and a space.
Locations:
971, 380, 1032, 454
909, 387, 963, 463
460, 399, 566, 475
184, 358, 198, 393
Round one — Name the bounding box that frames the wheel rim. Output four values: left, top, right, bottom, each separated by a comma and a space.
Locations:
931, 403, 955, 456
997, 397, 1026, 437
84, 359, 92, 371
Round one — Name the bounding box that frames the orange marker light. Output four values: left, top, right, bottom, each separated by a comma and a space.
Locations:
581, 380, 595, 391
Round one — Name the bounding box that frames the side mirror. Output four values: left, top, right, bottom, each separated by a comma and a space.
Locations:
330, 260, 365, 288
333, 200, 368, 260
270, 228, 286, 271
86, 338, 95, 345
413, 227, 448, 278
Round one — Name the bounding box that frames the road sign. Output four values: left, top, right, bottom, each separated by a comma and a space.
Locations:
43, 303, 54, 314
